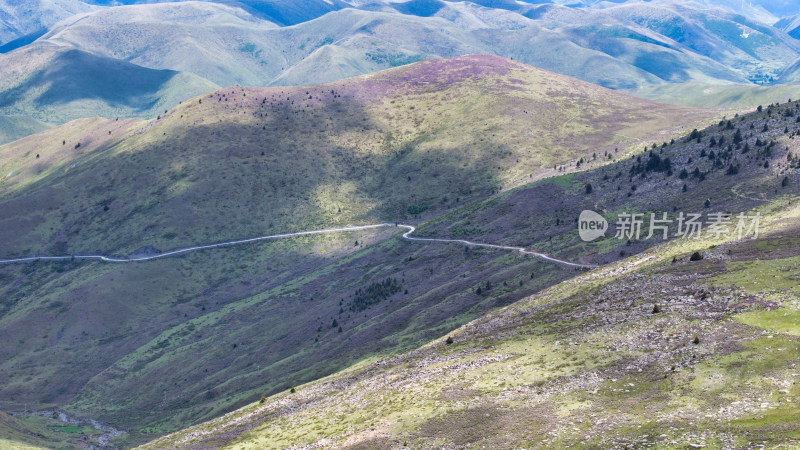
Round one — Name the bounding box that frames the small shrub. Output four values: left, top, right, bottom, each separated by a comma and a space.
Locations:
260, 396, 266, 404
652, 304, 661, 314
692, 336, 700, 345
407, 203, 428, 215
689, 252, 703, 261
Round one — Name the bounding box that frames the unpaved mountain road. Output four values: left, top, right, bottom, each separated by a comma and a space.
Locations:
0, 223, 598, 269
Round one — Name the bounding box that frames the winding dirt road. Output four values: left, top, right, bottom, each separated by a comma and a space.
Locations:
0, 223, 597, 269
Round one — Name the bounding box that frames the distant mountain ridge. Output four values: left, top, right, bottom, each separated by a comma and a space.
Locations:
0, 0, 97, 45
0, 40, 218, 144
2, 0, 800, 142
776, 14, 800, 39
17, 0, 800, 89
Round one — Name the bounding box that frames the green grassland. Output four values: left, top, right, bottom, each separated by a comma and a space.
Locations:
0, 115, 51, 146
0, 55, 722, 446
3, 0, 799, 146
0, 410, 108, 449
0, 42, 218, 144
628, 82, 800, 108
137, 88, 800, 449
141, 191, 800, 449
0, 54, 711, 259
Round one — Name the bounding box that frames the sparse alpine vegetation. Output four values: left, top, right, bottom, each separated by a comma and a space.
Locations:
140, 157, 800, 449
0, 55, 717, 447
141, 97, 800, 449
4, 0, 800, 446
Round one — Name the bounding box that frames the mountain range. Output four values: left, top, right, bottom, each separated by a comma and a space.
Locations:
0, 54, 724, 447
3, 0, 800, 144
3, 0, 800, 448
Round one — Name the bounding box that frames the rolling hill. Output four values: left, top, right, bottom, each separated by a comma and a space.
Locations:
777, 57, 800, 85
78, 0, 351, 26
2, 0, 800, 145
39, 4, 465, 87
605, 2, 800, 81
39, 2, 280, 87
626, 82, 800, 108
0, 0, 96, 46
0, 41, 218, 144
0, 55, 720, 447
775, 14, 800, 39
0, 115, 51, 146
141, 98, 800, 449
31, 0, 800, 90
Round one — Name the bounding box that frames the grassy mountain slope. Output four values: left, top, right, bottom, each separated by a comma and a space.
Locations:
35, 1, 799, 90
142, 100, 800, 448
145, 199, 800, 449
2, 0, 797, 145
0, 42, 218, 144
41, 2, 280, 87
0, 115, 52, 145
604, 3, 800, 82
777, 57, 800, 85
78, 0, 350, 26
40, 6, 484, 87
626, 82, 800, 108
0, 54, 711, 258
775, 14, 800, 39
0, 55, 717, 446
0, 0, 96, 46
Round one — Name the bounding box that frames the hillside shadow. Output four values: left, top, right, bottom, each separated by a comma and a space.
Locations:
0, 84, 506, 258
0, 85, 516, 442
0, 28, 48, 54
0, 49, 179, 112
390, 0, 446, 17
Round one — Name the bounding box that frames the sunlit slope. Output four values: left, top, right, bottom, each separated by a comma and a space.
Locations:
41, 2, 280, 87
140, 96, 800, 449
0, 54, 712, 259
0, 55, 720, 446
41, 5, 470, 87
627, 82, 800, 108
144, 184, 800, 449
0, 115, 52, 145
